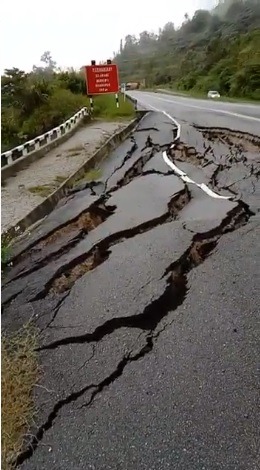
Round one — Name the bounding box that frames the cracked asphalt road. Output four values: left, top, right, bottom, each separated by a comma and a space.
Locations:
2, 98, 260, 470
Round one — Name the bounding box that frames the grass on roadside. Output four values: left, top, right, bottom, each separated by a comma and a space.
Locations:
2, 89, 135, 153
28, 185, 54, 198
1, 326, 39, 470
1, 239, 11, 268
83, 168, 102, 181
28, 168, 102, 196
54, 175, 67, 184
75, 168, 102, 185
92, 93, 134, 120
28, 175, 68, 198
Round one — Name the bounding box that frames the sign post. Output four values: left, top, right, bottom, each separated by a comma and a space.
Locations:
122, 83, 126, 102
84, 60, 120, 111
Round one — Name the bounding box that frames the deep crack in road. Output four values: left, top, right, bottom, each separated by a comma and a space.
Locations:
2, 103, 260, 470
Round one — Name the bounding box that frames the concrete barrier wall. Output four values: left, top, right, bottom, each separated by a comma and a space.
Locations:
1, 107, 90, 181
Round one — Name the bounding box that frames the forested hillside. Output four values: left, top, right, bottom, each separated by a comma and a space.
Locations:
114, 0, 260, 99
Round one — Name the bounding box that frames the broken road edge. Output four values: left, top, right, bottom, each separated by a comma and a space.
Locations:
2, 111, 147, 244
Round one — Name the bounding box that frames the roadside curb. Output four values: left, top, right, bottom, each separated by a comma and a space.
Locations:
2, 111, 146, 242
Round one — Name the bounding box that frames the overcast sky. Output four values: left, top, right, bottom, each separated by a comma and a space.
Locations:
1, 0, 217, 72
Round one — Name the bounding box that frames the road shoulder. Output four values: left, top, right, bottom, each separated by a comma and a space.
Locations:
1, 121, 125, 233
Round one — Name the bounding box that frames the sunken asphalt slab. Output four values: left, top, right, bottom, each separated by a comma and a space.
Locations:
2, 105, 260, 470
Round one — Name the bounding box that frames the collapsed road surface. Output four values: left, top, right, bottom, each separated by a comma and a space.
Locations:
2, 106, 260, 470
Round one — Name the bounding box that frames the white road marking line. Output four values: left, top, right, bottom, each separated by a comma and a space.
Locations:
136, 100, 182, 140
143, 94, 260, 123
182, 175, 197, 184
135, 96, 232, 200
162, 151, 231, 200
158, 91, 260, 109
197, 183, 231, 199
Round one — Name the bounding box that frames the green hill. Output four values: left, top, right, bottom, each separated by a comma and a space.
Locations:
114, 0, 260, 99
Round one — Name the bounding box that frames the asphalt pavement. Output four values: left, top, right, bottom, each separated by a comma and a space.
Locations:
129, 90, 260, 135
2, 94, 260, 470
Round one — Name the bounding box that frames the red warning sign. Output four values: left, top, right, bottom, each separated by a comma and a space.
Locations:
85, 64, 119, 95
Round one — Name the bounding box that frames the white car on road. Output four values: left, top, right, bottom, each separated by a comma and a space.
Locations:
207, 90, 220, 99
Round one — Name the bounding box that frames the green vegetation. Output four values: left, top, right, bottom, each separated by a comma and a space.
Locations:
1, 52, 134, 153
28, 169, 102, 196
2, 327, 38, 469
77, 168, 102, 184
28, 175, 68, 198
28, 184, 55, 198
54, 175, 67, 184
1, 239, 11, 268
114, 0, 260, 100
93, 93, 134, 119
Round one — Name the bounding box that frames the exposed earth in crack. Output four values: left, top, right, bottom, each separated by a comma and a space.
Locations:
2, 109, 260, 470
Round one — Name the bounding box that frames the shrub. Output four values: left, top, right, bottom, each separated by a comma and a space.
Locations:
21, 89, 87, 138
1, 67, 134, 152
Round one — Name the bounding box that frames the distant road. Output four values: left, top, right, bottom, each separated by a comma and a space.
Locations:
128, 90, 260, 135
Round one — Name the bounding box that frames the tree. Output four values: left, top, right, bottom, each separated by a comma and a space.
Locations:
1, 65, 87, 151
40, 51, 57, 71
190, 10, 211, 33
114, 0, 259, 98
1, 68, 27, 108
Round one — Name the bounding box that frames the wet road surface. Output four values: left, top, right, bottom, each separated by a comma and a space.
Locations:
2, 106, 260, 470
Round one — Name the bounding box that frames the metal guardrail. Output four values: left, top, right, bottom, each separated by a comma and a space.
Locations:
1, 107, 89, 168
125, 94, 138, 110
